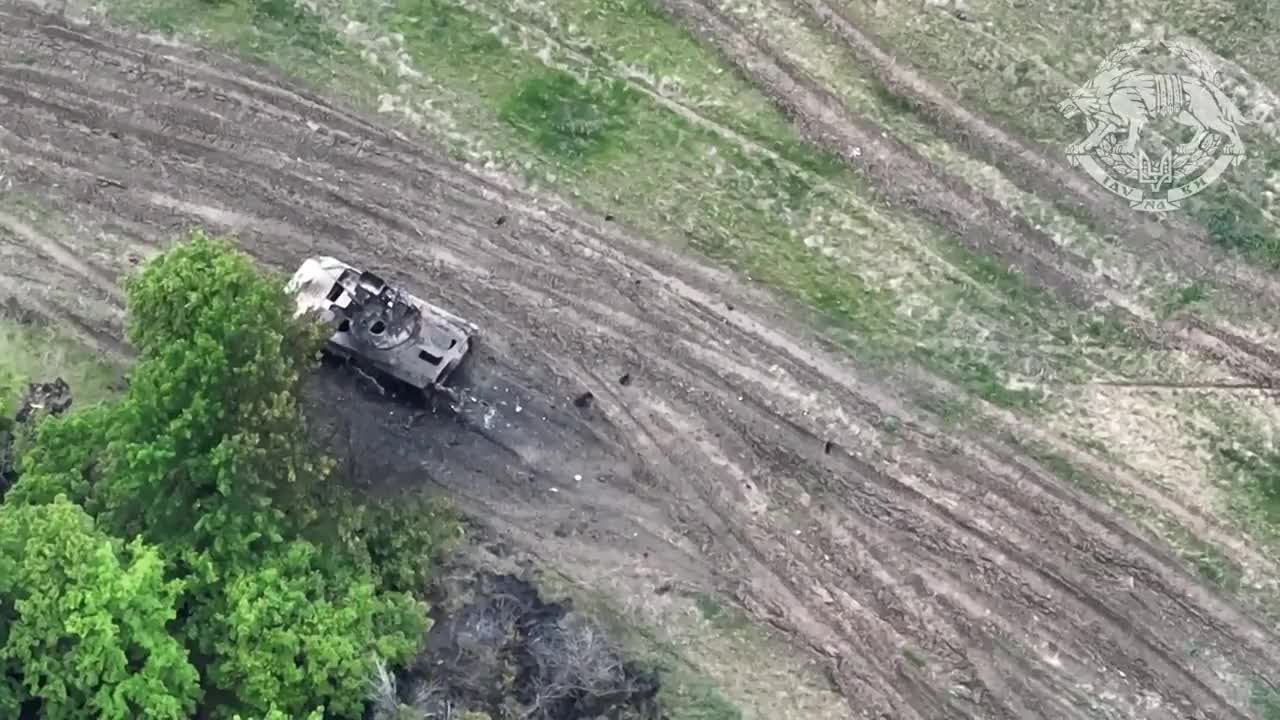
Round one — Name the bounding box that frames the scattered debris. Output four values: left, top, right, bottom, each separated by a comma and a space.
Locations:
14, 377, 72, 424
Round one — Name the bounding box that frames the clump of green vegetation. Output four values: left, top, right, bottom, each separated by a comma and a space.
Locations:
1161, 280, 1212, 316
0, 315, 124, 408
1190, 541, 1245, 592
915, 344, 1044, 410
691, 592, 750, 633
245, 0, 340, 52
1214, 440, 1280, 527
1253, 683, 1280, 720
867, 77, 917, 117
656, 670, 742, 720
0, 229, 460, 719
500, 69, 638, 160
1190, 187, 1280, 269
901, 647, 929, 670
389, 0, 505, 59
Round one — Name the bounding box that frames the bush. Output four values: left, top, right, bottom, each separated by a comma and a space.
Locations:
359, 493, 464, 594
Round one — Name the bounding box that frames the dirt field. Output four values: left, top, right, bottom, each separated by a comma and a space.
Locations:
1, 2, 1279, 719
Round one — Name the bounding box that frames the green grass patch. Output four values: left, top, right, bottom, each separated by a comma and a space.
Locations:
386, 0, 506, 63
0, 314, 125, 410
1206, 405, 1280, 551
249, 0, 341, 52
499, 69, 637, 160
1253, 683, 1280, 720
1213, 438, 1280, 529
1160, 280, 1213, 317
690, 592, 750, 633
915, 344, 1044, 409
110, 0, 370, 92
1189, 541, 1245, 592
1189, 184, 1280, 269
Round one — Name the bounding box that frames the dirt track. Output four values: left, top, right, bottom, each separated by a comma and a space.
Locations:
1, 4, 1278, 719
653, 0, 1280, 392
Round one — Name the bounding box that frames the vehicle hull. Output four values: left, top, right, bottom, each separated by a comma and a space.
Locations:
286, 256, 479, 391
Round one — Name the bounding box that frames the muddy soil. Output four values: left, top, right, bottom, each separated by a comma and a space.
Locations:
0, 4, 1277, 719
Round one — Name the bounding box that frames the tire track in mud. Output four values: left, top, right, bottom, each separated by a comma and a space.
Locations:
658, 0, 1280, 599
653, 0, 1280, 392
784, 0, 1274, 291
0, 6, 1276, 719
784, 0, 1280, 377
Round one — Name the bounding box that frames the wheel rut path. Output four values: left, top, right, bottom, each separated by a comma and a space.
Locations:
0, 5, 1275, 719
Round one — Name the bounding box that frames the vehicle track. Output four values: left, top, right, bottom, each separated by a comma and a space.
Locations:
0, 5, 1276, 719
783, 0, 1280, 296
653, 0, 1280, 392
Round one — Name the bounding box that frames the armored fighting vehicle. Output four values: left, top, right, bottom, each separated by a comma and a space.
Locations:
286, 256, 478, 395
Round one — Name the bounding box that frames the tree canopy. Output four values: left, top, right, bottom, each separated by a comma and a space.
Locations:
0, 230, 458, 719
0, 496, 199, 719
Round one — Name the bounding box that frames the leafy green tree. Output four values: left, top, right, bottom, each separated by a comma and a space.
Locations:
0, 368, 24, 496
2, 230, 453, 719
106, 229, 333, 554
201, 539, 426, 720
232, 709, 324, 720
0, 496, 200, 719
3, 402, 111, 509
8, 229, 335, 564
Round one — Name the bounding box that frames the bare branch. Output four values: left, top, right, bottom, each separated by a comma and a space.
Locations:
366, 657, 401, 720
